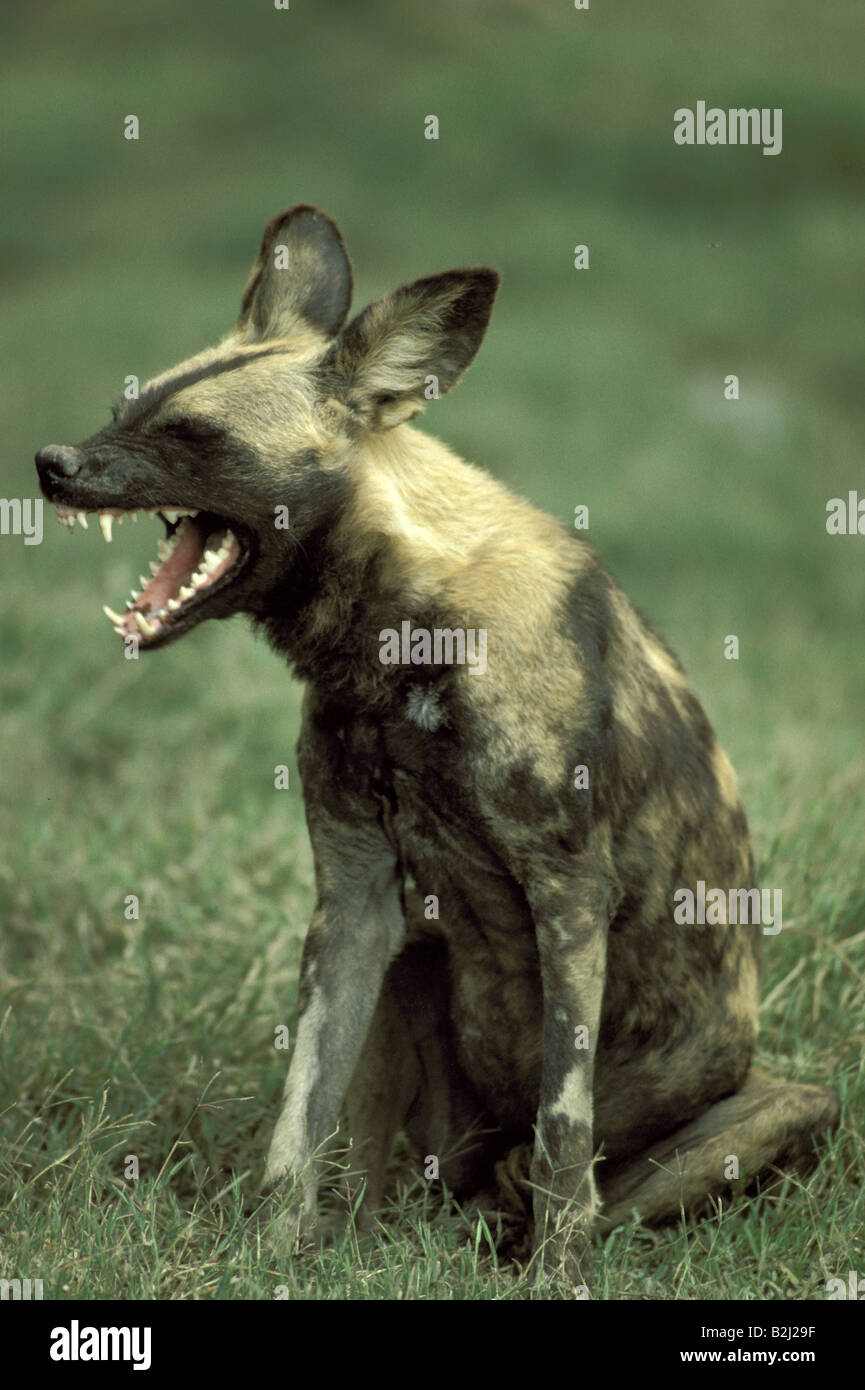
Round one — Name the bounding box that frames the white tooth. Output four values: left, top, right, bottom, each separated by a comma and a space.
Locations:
130, 512, 138, 523
112, 625, 126, 638
116, 514, 124, 525
134, 611, 158, 637
204, 549, 219, 568
139, 574, 149, 587
130, 588, 140, 600
99, 514, 113, 543
77, 512, 88, 530
167, 598, 181, 611
103, 605, 125, 625
163, 509, 181, 524
125, 600, 134, 610
179, 585, 195, 601
149, 561, 160, 575
157, 539, 170, 560
146, 509, 158, 520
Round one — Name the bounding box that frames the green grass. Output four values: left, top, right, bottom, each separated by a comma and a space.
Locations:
1, 0, 863, 1299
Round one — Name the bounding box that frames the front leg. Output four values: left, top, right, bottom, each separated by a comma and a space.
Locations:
527, 857, 611, 1289
262, 705, 405, 1251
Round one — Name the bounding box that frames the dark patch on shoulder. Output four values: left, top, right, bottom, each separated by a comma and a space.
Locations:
488, 759, 560, 818
561, 554, 615, 672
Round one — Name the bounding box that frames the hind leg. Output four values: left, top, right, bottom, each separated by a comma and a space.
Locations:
597, 1069, 840, 1230
345, 924, 502, 1228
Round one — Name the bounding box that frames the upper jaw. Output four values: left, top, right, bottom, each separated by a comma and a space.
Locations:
53, 504, 197, 540
52, 501, 253, 648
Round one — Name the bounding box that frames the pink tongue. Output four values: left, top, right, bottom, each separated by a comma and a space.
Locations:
136, 520, 205, 616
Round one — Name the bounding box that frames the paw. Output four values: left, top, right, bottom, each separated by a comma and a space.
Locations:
252, 1179, 316, 1260
255, 1188, 354, 1262
529, 1222, 593, 1294
457, 1193, 532, 1262
259, 1202, 310, 1260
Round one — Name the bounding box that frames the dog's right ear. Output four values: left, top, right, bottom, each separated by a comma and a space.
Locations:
236, 205, 353, 343
321, 266, 499, 431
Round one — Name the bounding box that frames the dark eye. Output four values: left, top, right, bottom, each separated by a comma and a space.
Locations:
162, 418, 223, 445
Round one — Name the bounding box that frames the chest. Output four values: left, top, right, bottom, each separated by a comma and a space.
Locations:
337, 711, 544, 1121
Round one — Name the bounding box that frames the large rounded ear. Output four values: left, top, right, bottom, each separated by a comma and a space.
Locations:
320, 267, 499, 430
236, 205, 353, 343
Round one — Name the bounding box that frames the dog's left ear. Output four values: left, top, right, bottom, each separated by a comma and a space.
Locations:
321, 267, 500, 430
237, 204, 353, 342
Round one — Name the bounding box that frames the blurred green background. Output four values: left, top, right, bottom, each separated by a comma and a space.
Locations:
1, 0, 862, 1299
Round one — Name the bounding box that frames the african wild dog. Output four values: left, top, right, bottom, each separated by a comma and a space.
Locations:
36, 204, 839, 1284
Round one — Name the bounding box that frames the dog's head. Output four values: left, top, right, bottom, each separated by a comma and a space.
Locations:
36, 204, 499, 649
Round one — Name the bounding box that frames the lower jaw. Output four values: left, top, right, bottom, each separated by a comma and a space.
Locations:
54, 504, 247, 643
109, 536, 244, 642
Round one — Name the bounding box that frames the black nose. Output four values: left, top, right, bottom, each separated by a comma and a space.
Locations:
35, 444, 84, 486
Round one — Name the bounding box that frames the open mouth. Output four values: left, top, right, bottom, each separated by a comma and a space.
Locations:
55, 505, 247, 644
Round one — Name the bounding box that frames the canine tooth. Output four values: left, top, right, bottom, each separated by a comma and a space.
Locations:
103, 605, 125, 625
134, 611, 158, 637
76, 511, 88, 529
167, 598, 181, 611
99, 514, 113, 543
179, 585, 195, 601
